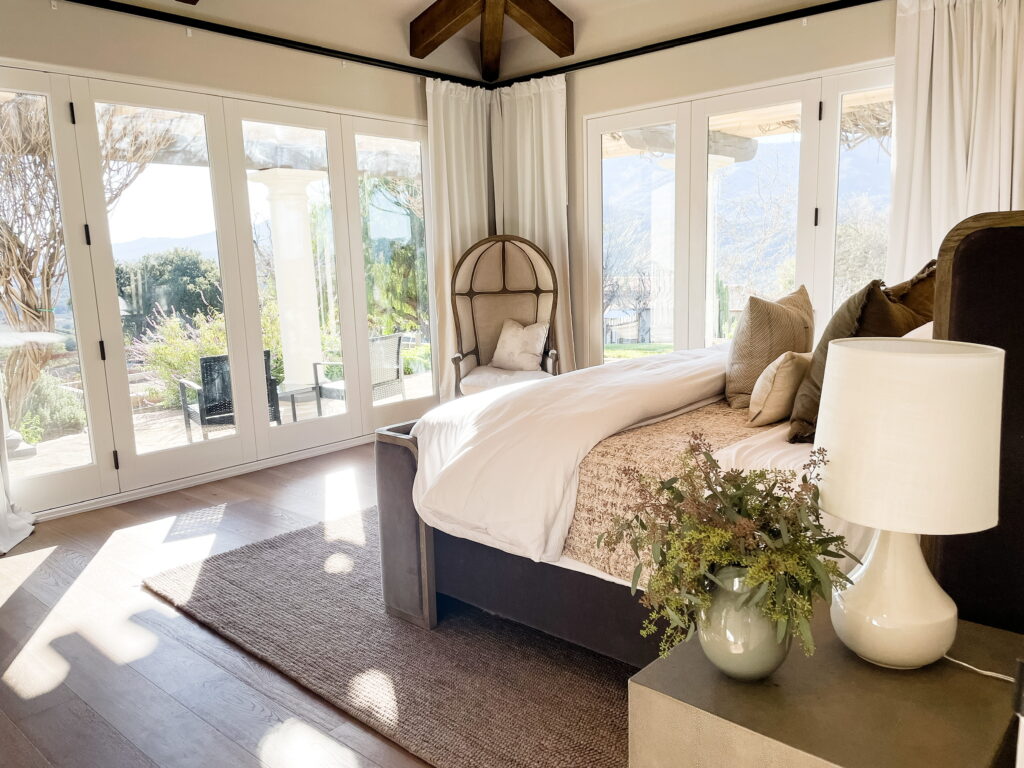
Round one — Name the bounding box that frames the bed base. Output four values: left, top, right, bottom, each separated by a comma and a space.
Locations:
375, 421, 660, 668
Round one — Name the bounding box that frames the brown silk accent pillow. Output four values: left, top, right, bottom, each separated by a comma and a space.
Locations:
726, 286, 813, 409
787, 261, 937, 443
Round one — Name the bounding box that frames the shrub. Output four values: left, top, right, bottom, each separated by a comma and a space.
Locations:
402, 343, 432, 375
19, 373, 87, 441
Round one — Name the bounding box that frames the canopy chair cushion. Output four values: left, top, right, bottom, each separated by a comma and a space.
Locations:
451, 235, 559, 396
491, 319, 550, 371
459, 366, 552, 396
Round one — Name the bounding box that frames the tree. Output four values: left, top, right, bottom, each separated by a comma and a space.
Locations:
359, 173, 430, 338
115, 248, 223, 322
0, 97, 174, 423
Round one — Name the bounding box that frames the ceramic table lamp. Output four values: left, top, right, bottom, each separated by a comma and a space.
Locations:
815, 338, 1004, 669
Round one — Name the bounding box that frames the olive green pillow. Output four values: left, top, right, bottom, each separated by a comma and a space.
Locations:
787, 261, 937, 443
725, 286, 813, 409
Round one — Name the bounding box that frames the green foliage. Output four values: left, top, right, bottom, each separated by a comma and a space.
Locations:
18, 373, 86, 442
259, 296, 285, 383
402, 343, 432, 375
131, 307, 229, 408
116, 248, 223, 320
17, 412, 43, 444
603, 343, 673, 359
601, 436, 856, 657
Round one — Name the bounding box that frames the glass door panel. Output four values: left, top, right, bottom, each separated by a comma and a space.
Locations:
74, 79, 253, 490
240, 120, 345, 425
353, 132, 434, 407
832, 86, 893, 310
94, 101, 236, 452
704, 101, 803, 345
0, 70, 117, 512
600, 123, 676, 361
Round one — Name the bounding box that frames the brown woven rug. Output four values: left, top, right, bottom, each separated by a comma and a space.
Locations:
144, 507, 630, 768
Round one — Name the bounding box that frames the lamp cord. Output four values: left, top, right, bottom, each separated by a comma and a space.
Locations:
943, 654, 1017, 683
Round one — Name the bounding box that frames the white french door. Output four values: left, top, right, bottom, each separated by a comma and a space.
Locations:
72, 78, 257, 490
0, 67, 119, 512
342, 117, 438, 430
689, 79, 822, 348
1, 66, 436, 513
223, 99, 366, 458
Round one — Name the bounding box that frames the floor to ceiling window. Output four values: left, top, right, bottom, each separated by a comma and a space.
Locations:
0, 68, 435, 514
587, 65, 894, 363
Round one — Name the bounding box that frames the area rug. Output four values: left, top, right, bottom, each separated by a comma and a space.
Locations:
144, 507, 631, 768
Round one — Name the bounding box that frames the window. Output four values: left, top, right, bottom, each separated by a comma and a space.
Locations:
704, 101, 803, 345
586, 66, 893, 364
831, 86, 893, 309
600, 123, 676, 361
354, 133, 434, 404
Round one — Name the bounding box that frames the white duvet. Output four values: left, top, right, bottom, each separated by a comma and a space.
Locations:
412, 347, 727, 562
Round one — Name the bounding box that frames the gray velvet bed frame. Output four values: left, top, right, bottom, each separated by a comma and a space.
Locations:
375, 211, 1024, 668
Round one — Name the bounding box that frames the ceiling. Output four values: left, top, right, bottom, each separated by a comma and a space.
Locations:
111, 0, 848, 81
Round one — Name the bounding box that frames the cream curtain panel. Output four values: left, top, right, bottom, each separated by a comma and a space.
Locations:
426, 75, 574, 399
425, 80, 495, 400
491, 76, 575, 372
889, 0, 1024, 282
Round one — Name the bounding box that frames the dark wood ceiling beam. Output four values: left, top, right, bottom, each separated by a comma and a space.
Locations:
505, 0, 574, 57
410, 0, 484, 59
480, 0, 507, 81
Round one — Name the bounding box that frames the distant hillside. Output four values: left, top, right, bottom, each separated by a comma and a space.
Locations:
112, 231, 219, 263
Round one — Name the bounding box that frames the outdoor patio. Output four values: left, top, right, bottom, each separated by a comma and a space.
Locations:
8, 370, 433, 482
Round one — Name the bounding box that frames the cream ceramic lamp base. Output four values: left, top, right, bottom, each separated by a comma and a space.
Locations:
831, 529, 957, 669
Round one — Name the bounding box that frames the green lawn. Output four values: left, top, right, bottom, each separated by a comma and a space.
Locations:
603, 343, 673, 360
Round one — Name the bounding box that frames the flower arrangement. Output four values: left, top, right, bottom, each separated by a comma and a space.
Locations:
599, 435, 857, 657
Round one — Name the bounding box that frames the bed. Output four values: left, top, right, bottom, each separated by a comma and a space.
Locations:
376, 349, 862, 667
375, 211, 1024, 667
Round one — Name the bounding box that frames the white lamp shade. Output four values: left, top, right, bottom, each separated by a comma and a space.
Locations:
815, 338, 1003, 535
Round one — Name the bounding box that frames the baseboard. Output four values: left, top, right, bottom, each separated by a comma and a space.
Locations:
32, 433, 375, 523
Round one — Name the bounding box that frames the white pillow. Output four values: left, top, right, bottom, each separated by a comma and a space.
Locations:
903, 321, 934, 339
747, 351, 813, 427
491, 319, 549, 371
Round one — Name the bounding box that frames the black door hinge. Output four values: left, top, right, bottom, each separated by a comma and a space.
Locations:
69, 102, 77, 125
813, 207, 820, 226
84, 223, 92, 245
113, 450, 120, 470
99, 340, 106, 360
818, 101, 823, 121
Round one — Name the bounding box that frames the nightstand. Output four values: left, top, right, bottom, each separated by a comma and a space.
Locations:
629, 612, 1022, 767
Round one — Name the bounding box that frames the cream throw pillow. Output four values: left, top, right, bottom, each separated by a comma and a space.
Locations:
726, 285, 814, 409
491, 319, 548, 371
747, 351, 812, 427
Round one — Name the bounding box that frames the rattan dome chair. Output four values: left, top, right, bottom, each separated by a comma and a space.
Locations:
451, 235, 559, 396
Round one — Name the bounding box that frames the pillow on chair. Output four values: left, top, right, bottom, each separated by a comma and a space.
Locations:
491, 319, 549, 371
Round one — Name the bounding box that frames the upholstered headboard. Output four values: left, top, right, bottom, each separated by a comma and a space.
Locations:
451, 235, 557, 368
931, 211, 1024, 634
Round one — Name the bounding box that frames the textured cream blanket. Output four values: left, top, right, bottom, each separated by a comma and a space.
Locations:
563, 401, 770, 583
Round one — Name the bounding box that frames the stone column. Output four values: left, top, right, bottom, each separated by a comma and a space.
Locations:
251, 168, 326, 391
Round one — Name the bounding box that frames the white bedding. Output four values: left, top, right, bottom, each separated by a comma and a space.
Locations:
412, 347, 728, 562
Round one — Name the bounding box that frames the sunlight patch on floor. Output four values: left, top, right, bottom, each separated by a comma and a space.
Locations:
346, 669, 398, 724
322, 467, 370, 522
257, 717, 366, 768
323, 509, 367, 548
323, 552, 355, 574
0, 545, 55, 604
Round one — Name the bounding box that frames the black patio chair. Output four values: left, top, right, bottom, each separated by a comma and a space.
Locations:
178, 350, 281, 441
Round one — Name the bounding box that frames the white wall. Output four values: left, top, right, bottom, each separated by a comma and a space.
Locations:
0, 0, 428, 121
565, 0, 897, 366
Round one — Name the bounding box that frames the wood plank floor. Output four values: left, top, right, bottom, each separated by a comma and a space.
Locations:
0, 444, 430, 768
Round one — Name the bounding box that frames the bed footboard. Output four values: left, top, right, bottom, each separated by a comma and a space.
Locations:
375, 422, 436, 629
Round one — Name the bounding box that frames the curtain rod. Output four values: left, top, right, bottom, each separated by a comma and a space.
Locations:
63, 0, 885, 90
